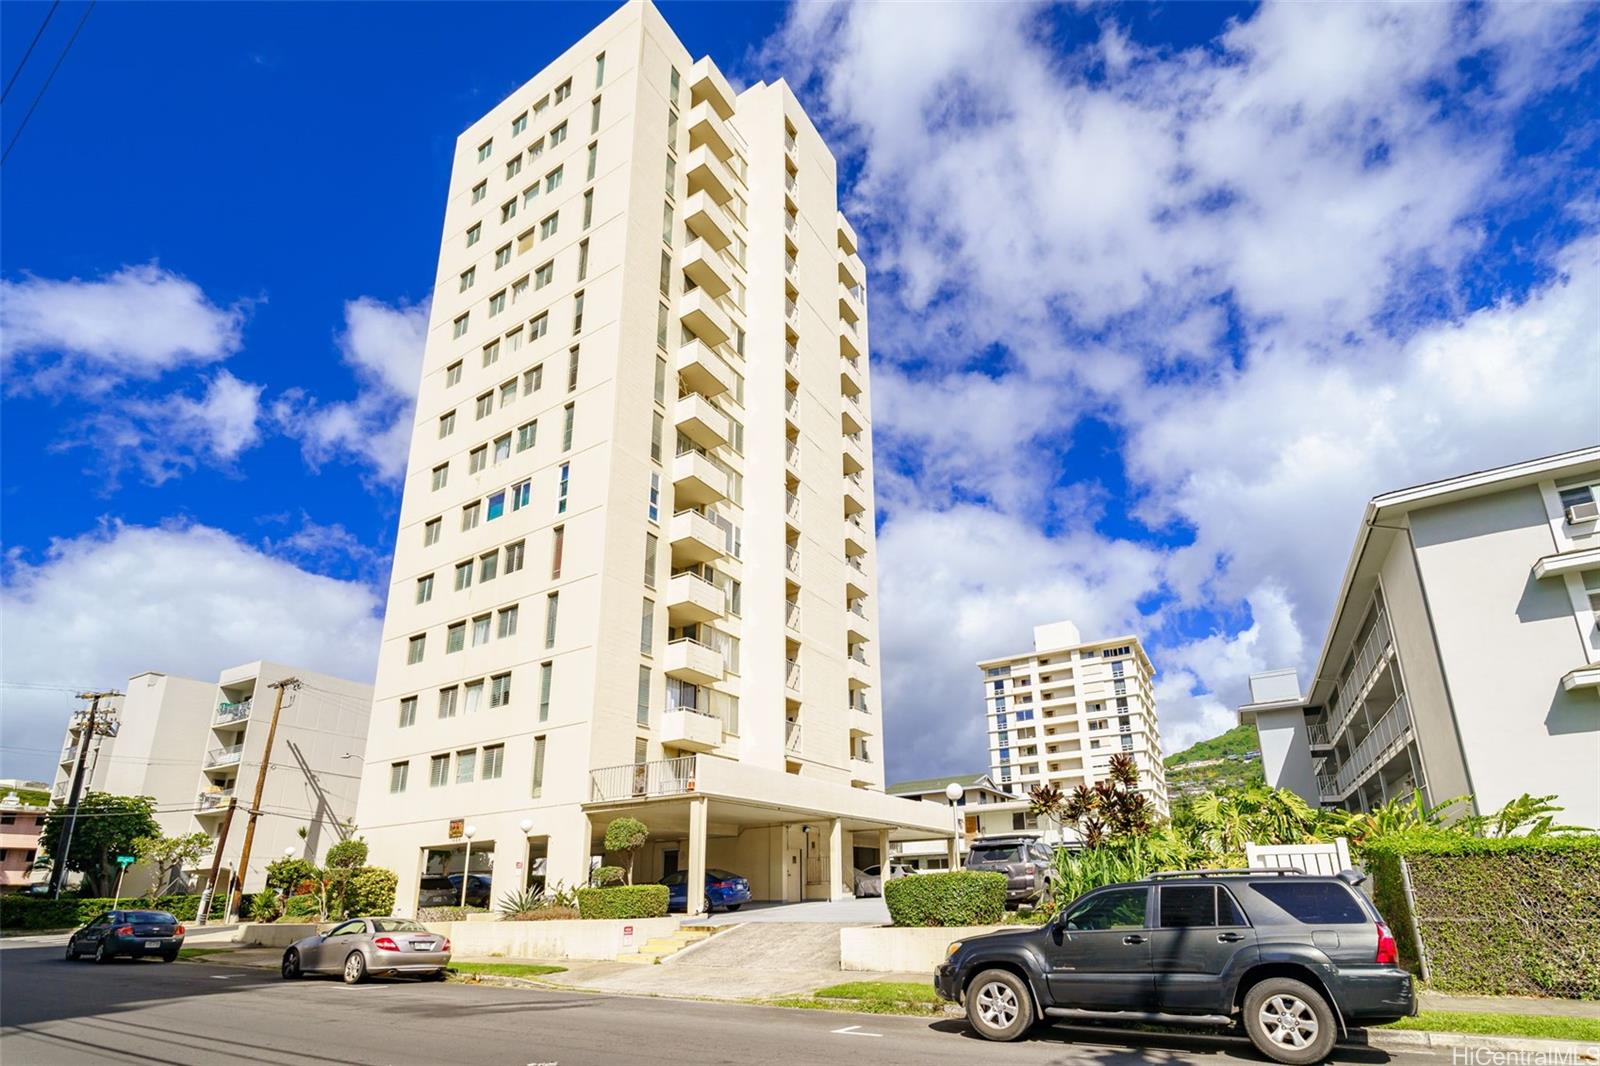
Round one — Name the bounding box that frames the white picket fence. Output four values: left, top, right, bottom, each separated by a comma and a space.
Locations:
1244, 838, 1352, 875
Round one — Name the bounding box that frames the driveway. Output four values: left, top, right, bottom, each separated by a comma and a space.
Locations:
700, 897, 889, 925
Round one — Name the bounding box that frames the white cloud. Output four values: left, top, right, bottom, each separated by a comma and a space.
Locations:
761, 0, 1600, 780
0, 522, 384, 783
65, 371, 265, 487
0, 264, 245, 390
274, 296, 430, 482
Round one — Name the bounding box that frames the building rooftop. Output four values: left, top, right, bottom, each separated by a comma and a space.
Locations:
888, 772, 1007, 796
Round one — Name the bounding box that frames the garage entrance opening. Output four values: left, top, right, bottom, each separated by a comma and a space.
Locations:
417, 839, 495, 910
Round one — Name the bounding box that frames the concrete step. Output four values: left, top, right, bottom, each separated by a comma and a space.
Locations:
614, 923, 723, 964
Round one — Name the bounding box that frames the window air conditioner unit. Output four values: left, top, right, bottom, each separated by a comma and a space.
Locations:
1566, 500, 1600, 524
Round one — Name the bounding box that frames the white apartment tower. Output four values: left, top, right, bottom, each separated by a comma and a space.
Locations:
977, 622, 1169, 818
355, 1, 951, 916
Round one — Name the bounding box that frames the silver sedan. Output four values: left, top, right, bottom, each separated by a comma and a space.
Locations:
853, 863, 913, 897
281, 917, 451, 984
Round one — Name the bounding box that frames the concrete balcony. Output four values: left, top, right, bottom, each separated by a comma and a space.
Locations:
841, 404, 864, 436
847, 654, 872, 688
666, 570, 725, 624
851, 705, 875, 736
784, 598, 802, 634
680, 237, 733, 299
684, 190, 735, 250
677, 338, 733, 398
214, 699, 252, 725
840, 284, 863, 322
673, 450, 729, 507
845, 525, 869, 559
784, 719, 802, 755
205, 743, 244, 769
840, 324, 863, 360
689, 57, 736, 120
662, 707, 723, 753
784, 544, 802, 578
195, 790, 234, 815
784, 389, 800, 423
670, 508, 725, 565
785, 438, 801, 474
839, 253, 864, 289
841, 353, 863, 391
687, 101, 736, 162
684, 144, 739, 204
784, 490, 801, 527
844, 473, 867, 516
843, 429, 866, 464
665, 638, 725, 685
679, 289, 731, 349
675, 392, 730, 450
784, 659, 802, 694
837, 213, 859, 256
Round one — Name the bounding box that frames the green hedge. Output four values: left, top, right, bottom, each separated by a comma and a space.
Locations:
0, 893, 227, 931
1367, 835, 1600, 999
576, 885, 668, 920
885, 871, 1007, 927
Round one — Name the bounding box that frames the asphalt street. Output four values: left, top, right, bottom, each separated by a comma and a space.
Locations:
0, 936, 1451, 1066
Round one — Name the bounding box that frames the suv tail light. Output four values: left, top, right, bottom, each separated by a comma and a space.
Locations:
1375, 922, 1398, 965
373, 936, 399, 951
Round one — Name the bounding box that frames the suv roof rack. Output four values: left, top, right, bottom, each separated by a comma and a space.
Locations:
1145, 867, 1305, 880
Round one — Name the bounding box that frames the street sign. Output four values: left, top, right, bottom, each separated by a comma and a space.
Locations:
116, 855, 136, 867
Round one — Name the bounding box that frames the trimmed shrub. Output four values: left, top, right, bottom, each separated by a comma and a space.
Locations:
576, 885, 668, 920
591, 865, 624, 887
265, 857, 317, 895
341, 867, 398, 918
417, 905, 486, 922
282, 894, 322, 920
885, 871, 1006, 927
0, 893, 225, 931
511, 906, 581, 921
1366, 834, 1600, 999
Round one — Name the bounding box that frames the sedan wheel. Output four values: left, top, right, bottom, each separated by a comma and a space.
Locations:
64, 942, 78, 961
1243, 978, 1335, 1065
965, 968, 1034, 1042
93, 940, 111, 964
342, 951, 367, 985
281, 949, 302, 980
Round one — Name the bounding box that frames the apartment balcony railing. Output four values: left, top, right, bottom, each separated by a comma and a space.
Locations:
785, 297, 798, 319
785, 659, 802, 691
785, 491, 801, 523
785, 544, 801, 575
214, 699, 252, 725
1326, 612, 1394, 739
784, 213, 797, 235
1317, 771, 1338, 796
784, 389, 800, 419
590, 755, 698, 802
850, 748, 873, 765
843, 388, 862, 408
785, 719, 802, 754
846, 554, 866, 574
785, 253, 797, 276
1326, 695, 1412, 798
665, 637, 725, 685
784, 599, 801, 631
785, 171, 797, 194
196, 790, 234, 813
843, 316, 860, 336
848, 601, 869, 622
784, 131, 797, 153
1307, 717, 1331, 747
59, 743, 78, 764
52, 782, 69, 802
785, 439, 801, 471
205, 743, 244, 769
784, 342, 799, 370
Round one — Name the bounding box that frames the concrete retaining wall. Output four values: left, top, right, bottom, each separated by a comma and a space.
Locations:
424, 917, 681, 960
839, 925, 1010, 973
235, 922, 325, 947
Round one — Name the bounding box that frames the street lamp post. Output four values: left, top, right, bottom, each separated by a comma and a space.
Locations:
459, 825, 477, 908
945, 782, 965, 869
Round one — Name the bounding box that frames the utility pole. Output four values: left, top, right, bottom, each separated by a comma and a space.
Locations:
229, 678, 298, 921
195, 797, 238, 926
49, 691, 122, 898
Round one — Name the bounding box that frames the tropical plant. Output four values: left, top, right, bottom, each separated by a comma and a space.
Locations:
1317, 790, 1470, 846
1459, 794, 1588, 839
132, 831, 212, 895
1049, 754, 1152, 846
602, 817, 649, 884
248, 889, 283, 923
265, 856, 317, 895
39, 792, 160, 897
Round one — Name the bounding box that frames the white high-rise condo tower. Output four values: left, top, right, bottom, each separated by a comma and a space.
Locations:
354, 0, 954, 916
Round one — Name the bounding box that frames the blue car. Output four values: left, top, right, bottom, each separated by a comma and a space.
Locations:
660, 869, 751, 913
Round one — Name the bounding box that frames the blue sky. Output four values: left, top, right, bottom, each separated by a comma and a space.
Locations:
3, 0, 1597, 786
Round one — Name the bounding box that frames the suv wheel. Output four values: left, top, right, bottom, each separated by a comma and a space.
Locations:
966, 968, 1034, 1042
1243, 978, 1336, 1065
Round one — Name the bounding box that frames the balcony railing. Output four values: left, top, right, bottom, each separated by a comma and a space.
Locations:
785, 491, 801, 522
784, 132, 797, 153
785, 389, 800, 418
785, 297, 797, 319
215, 699, 252, 724
1326, 695, 1412, 797
785, 439, 801, 470
1326, 612, 1393, 739
785, 545, 801, 575
784, 213, 796, 234
785, 599, 801, 630
1307, 717, 1330, 746
785, 719, 802, 753
784, 253, 797, 275
590, 755, 698, 802
851, 748, 873, 765
196, 790, 234, 812
785, 659, 802, 691
205, 743, 244, 769
848, 601, 869, 621
846, 555, 866, 574
785, 171, 797, 193
785, 343, 799, 369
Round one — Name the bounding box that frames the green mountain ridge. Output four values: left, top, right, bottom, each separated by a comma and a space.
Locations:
1165, 723, 1264, 798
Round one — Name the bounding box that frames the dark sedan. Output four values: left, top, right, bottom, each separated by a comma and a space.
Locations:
66, 910, 185, 963
660, 869, 751, 913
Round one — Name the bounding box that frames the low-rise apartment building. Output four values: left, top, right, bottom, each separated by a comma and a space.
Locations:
1241, 447, 1600, 827
46, 663, 372, 894
0, 793, 47, 893
977, 621, 1169, 817
352, 0, 951, 917
887, 774, 1062, 871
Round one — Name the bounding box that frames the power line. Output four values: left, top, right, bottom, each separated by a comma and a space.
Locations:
1, 0, 60, 104
2, 0, 95, 168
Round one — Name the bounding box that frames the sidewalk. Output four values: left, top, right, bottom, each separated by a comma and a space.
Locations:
1420, 991, 1600, 1019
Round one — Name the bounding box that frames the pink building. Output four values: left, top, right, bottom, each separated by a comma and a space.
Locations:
0, 805, 47, 892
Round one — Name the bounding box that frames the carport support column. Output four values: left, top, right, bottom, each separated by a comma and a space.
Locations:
687, 795, 709, 916
827, 818, 845, 901
946, 831, 960, 870
878, 829, 892, 880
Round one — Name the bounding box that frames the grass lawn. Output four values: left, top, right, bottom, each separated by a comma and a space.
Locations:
449, 962, 567, 979
1380, 1011, 1600, 1042
763, 982, 949, 1017
177, 947, 232, 959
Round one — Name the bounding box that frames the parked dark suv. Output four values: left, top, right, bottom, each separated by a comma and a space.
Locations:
964, 835, 1058, 907
934, 869, 1415, 1064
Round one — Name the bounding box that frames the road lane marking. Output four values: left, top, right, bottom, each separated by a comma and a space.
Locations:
830, 1025, 882, 1037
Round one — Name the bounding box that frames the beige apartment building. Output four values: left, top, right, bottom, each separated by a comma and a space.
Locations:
1241, 447, 1600, 828
353, 0, 950, 916
888, 774, 1067, 871
46, 664, 372, 894
977, 621, 1169, 817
